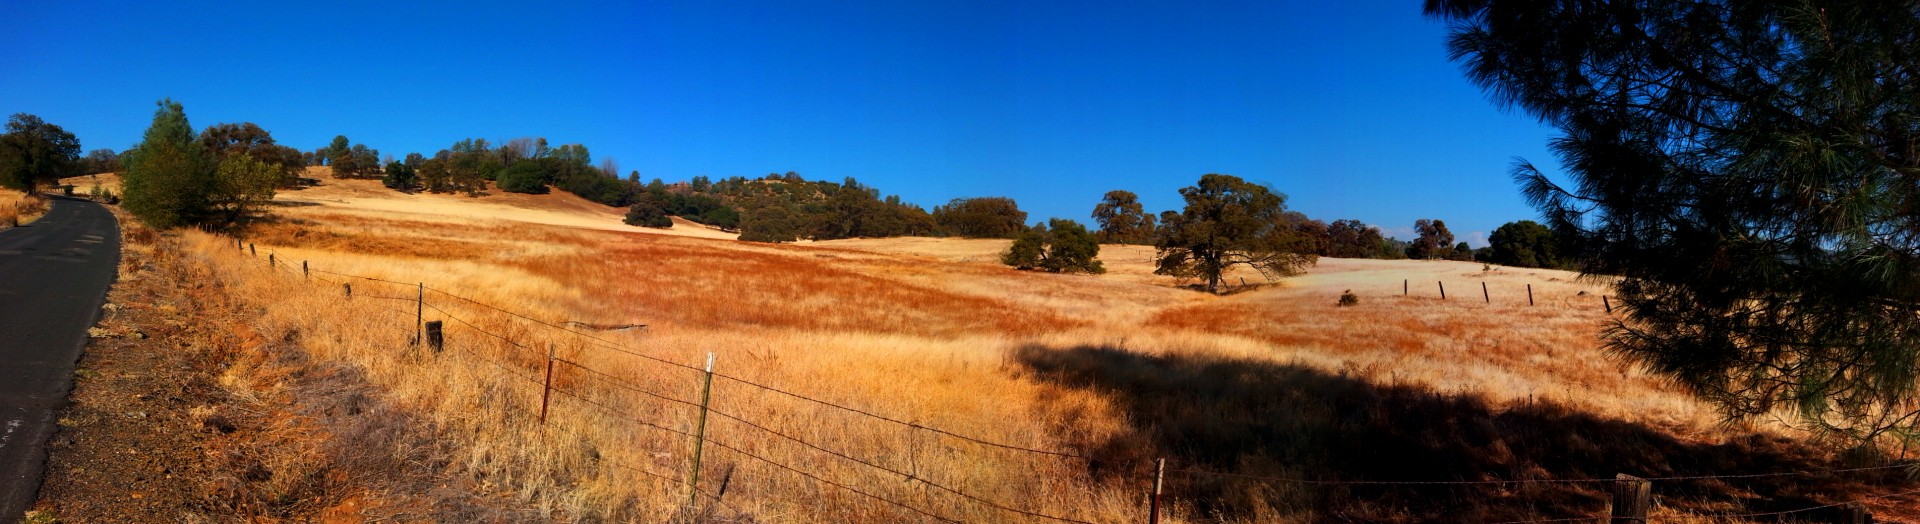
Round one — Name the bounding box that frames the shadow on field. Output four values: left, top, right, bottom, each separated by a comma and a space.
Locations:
1009, 344, 1914, 522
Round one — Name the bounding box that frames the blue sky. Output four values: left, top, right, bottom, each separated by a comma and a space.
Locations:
2, 0, 1561, 246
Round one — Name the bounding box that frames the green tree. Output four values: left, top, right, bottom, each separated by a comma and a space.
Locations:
0, 113, 82, 191
740, 204, 802, 243
624, 193, 672, 228
122, 99, 213, 228
1091, 190, 1157, 244
1486, 220, 1563, 268
1430, 0, 1920, 444
1004, 219, 1104, 273
933, 197, 1027, 238
199, 122, 304, 186
496, 160, 550, 194
209, 153, 280, 223
383, 160, 416, 190
1323, 219, 1386, 258
81, 148, 121, 175
1154, 174, 1316, 293
1407, 219, 1454, 259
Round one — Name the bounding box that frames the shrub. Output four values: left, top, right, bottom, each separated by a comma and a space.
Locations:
1338, 290, 1359, 307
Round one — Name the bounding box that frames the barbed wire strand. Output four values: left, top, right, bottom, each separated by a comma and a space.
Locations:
545, 385, 968, 523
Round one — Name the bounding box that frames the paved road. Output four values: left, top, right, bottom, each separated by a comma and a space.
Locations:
0, 197, 119, 522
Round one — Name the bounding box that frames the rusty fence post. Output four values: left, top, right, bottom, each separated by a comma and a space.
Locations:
302, 260, 308, 279
268, 253, 275, 268
249, 243, 255, 256
1403, 279, 1407, 295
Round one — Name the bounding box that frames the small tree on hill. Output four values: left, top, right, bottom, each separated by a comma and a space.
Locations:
1487, 220, 1564, 269
0, 113, 82, 191
122, 99, 213, 228
209, 154, 280, 223
624, 193, 672, 228
933, 197, 1027, 238
1003, 218, 1106, 274
1408, 219, 1454, 259
740, 204, 802, 243
1154, 174, 1316, 292
382, 160, 416, 190
1091, 190, 1156, 244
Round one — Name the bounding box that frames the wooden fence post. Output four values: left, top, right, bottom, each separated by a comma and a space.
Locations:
1604, 295, 1613, 314
1611, 473, 1650, 523
688, 353, 716, 509
539, 345, 555, 424
302, 261, 308, 279
268, 253, 275, 268
249, 243, 255, 256
343, 283, 351, 298
1836, 502, 1869, 524
1527, 284, 1534, 306
1403, 279, 1408, 295
1148, 458, 1166, 524
1482, 281, 1489, 303
424, 320, 443, 354
1438, 281, 1446, 300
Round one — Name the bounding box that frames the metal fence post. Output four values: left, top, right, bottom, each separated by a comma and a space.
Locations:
1482, 281, 1489, 303
688, 353, 716, 508
1438, 281, 1446, 300
539, 345, 555, 424
1527, 283, 1534, 306
415, 283, 424, 345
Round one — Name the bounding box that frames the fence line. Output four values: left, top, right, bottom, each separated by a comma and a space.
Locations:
221, 240, 1920, 522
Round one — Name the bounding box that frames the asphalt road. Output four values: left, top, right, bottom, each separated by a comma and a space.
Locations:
0, 197, 119, 522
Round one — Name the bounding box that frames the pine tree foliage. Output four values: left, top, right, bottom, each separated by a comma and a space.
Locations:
122, 99, 213, 228
1431, 0, 1920, 445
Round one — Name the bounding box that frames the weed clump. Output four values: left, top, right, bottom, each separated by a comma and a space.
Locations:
1338, 290, 1359, 307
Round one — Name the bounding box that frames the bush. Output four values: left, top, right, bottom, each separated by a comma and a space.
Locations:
496, 161, 550, 194
624, 197, 671, 228
1338, 290, 1359, 307
1002, 218, 1106, 274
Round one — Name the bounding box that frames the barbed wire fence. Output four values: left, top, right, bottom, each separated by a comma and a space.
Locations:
214, 236, 1918, 523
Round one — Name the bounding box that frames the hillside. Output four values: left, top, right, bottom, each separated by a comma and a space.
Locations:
38, 177, 1920, 522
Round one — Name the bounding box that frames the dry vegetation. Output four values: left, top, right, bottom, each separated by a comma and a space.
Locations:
1, 187, 49, 228
135, 176, 1920, 522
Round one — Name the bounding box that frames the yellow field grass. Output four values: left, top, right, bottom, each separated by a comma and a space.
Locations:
1, 187, 49, 228
159, 182, 1920, 522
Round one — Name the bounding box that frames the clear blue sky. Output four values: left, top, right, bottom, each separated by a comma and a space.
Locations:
2, 0, 1563, 246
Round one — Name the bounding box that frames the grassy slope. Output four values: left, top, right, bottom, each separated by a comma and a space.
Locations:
162, 174, 1920, 522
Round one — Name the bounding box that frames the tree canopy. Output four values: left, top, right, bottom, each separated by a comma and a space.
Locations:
933, 197, 1027, 238
0, 113, 82, 191
1154, 174, 1317, 293
123, 100, 214, 228
1408, 219, 1455, 260
1091, 190, 1156, 244
1004, 218, 1106, 274
1486, 220, 1565, 269
1431, 0, 1920, 444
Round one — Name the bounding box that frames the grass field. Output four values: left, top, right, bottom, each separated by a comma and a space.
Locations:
158, 172, 1920, 522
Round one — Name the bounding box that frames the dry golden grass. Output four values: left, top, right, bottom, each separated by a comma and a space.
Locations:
1, 187, 49, 228
155, 183, 1920, 522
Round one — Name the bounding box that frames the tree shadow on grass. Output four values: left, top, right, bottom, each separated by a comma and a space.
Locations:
1009, 344, 1913, 522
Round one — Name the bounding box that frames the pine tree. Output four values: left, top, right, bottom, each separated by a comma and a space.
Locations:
122, 99, 212, 228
